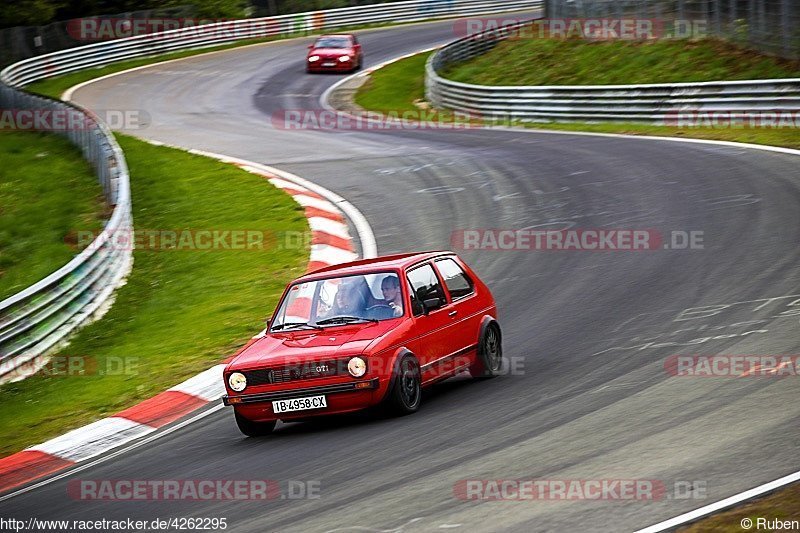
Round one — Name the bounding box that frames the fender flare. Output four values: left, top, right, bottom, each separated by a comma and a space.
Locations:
475, 316, 502, 371
382, 347, 417, 401
478, 315, 501, 349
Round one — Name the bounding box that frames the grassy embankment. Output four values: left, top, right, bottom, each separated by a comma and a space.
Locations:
0, 135, 309, 457
355, 39, 800, 149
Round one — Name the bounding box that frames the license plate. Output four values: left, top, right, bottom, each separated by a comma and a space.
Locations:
322, 62, 336, 67
272, 395, 327, 414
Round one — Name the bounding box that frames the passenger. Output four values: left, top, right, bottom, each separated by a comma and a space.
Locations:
380, 275, 403, 317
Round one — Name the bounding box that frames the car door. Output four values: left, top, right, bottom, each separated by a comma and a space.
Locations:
406, 262, 462, 382
432, 257, 481, 363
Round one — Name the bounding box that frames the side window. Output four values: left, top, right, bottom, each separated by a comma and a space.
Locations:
407, 281, 424, 316
435, 258, 474, 300
407, 263, 445, 315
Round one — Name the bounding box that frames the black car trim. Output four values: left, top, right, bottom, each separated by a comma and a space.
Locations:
222, 378, 379, 405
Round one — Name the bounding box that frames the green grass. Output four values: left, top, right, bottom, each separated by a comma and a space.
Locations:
678, 482, 800, 532
355, 52, 433, 115
0, 132, 105, 301
355, 50, 800, 150
443, 38, 800, 85
0, 135, 308, 457
0, 13, 475, 458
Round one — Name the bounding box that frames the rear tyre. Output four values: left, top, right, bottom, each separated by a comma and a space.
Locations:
470, 322, 502, 378
386, 354, 421, 415
234, 410, 276, 437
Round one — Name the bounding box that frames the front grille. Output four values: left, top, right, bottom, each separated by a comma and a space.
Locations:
244, 360, 343, 386
245, 369, 275, 387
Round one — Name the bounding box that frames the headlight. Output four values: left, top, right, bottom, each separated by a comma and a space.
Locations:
338, 55, 351, 63
308, 55, 320, 62
228, 372, 247, 392
347, 357, 367, 377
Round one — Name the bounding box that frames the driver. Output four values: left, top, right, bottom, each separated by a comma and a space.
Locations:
380, 275, 403, 317
332, 282, 366, 316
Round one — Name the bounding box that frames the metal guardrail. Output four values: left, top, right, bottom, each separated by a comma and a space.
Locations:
0, 0, 542, 383
2, 0, 540, 87
0, 88, 132, 383
426, 18, 800, 124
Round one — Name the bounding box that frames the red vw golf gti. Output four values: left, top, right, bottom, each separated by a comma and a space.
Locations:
306, 33, 362, 72
223, 252, 502, 436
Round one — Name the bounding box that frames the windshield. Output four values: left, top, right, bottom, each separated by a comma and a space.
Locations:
271, 271, 404, 331
314, 37, 351, 49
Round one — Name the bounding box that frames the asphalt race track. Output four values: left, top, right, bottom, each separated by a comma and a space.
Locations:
5, 14, 800, 532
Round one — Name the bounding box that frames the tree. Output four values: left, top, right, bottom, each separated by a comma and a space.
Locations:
0, 0, 62, 28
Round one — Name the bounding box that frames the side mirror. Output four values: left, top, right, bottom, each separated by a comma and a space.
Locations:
422, 297, 443, 313
308, 44, 314, 49
265, 316, 272, 327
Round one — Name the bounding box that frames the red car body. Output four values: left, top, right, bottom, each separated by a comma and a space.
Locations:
222, 251, 502, 436
306, 33, 363, 73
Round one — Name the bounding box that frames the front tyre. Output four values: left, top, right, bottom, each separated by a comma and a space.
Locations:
234, 410, 276, 437
470, 322, 502, 378
386, 354, 422, 415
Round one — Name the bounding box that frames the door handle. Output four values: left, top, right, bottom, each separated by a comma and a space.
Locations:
448, 310, 457, 317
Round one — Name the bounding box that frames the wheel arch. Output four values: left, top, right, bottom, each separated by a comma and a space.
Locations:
478, 315, 501, 346
381, 347, 418, 401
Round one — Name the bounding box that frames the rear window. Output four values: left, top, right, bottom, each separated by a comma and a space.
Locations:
435, 258, 474, 299
407, 263, 446, 315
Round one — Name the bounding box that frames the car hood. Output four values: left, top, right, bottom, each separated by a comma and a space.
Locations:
230, 321, 396, 369
309, 47, 353, 57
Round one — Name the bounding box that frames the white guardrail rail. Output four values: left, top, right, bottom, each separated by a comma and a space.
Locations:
0, 87, 133, 384
0, 0, 542, 383
426, 18, 800, 123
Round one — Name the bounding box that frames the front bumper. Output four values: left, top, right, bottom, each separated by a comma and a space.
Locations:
307, 60, 353, 71
222, 378, 379, 405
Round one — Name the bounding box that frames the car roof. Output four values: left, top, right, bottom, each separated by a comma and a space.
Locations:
297, 251, 456, 281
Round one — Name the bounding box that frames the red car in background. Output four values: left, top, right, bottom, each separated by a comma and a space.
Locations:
223, 251, 502, 436
306, 33, 363, 72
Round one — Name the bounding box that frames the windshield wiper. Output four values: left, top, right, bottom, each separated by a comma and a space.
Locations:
272, 321, 323, 331
316, 316, 378, 326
